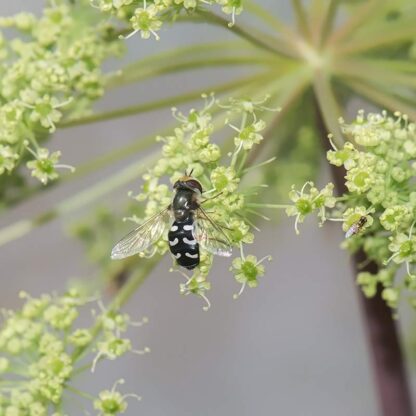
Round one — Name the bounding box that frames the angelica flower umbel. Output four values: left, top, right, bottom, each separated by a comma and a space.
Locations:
0, 1, 123, 185
107, 95, 277, 309
92, 0, 244, 39
282, 110, 416, 311
0, 290, 147, 414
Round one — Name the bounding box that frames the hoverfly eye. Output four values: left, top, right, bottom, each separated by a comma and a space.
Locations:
186, 179, 203, 193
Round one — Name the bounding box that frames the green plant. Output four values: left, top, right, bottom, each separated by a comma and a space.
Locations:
1, 0, 416, 414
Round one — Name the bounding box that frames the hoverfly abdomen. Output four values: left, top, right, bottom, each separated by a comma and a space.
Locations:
168, 216, 200, 270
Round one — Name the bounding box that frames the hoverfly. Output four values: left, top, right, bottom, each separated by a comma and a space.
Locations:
111, 172, 232, 269
345, 216, 367, 238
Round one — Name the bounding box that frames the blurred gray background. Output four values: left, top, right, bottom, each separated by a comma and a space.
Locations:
0, 1, 415, 415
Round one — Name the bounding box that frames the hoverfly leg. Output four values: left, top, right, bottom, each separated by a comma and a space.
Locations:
170, 266, 193, 283
201, 192, 223, 204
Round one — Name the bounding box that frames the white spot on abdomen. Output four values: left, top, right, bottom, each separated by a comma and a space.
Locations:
170, 225, 178, 232
174, 253, 181, 259
183, 237, 196, 245
185, 252, 198, 259
169, 238, 179, 246
183, 224, 193, 231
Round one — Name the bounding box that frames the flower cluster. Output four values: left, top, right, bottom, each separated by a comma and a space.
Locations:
109, 94, 273, 309
91, 0, 243, 41
0, 290, 146, 414
285, 181, 336, 234
0, 0, 122, 186
283, 110, 416, 310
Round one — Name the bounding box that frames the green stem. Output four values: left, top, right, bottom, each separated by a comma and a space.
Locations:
193, 10, 298, 59
105, 40, 274, 89
333, 59, 416, 88
328, 0, 385, 45
344, 79, 416, 120
247, 203, 290, 209
71, 257, 159, 363
337, 17, 416, 55
291, 0, 311, 40
106, 56, 275, 89
60, 72, 274, 128
0, 152, 159, 247
319, 0, 340, 48
3, 132, 159, 210
66, 385, 96, 401
244, 0, 294, 36
313, 71, 344, 146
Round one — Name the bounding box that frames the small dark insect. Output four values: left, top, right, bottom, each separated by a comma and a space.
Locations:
111, 171, 232, 269
345, 216, 367, 238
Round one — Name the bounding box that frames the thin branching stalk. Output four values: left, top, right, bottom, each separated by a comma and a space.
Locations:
193, 10, 299, 59
71, 256, 160, 362
245, 0, 295, 37
318, 0, 339, 49
0, 152, 159, 247
60, 72, 276, 127
291, 0, 312, 41
344, 79, 416, 120
328, 0, 384, 45
312, 71, 344, 145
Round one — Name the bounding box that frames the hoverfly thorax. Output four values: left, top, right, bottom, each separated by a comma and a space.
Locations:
172, 175, 201, 222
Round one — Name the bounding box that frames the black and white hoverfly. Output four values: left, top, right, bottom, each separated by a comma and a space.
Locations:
111, 172, 232, 269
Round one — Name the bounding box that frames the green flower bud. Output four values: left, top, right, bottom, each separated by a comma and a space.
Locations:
234, 120, 265, 150
382, 287, 400, 309
68, 329, 92, 347
380, 205, 411, 231
94, 390, 127, 415
210, 166, 239, 193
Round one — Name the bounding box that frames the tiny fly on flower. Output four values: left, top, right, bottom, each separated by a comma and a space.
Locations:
345, 216, 367, 238
111, 170, 232, 269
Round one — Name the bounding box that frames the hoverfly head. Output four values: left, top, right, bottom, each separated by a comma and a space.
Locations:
173, 170, 203, 194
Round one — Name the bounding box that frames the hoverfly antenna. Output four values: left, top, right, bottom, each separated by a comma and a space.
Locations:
189, 168, 194, 176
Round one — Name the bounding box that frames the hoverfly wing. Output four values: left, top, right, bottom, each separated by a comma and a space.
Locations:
345, 227, 354, 239
111, 207, 171, 260
194, 206, 232, 257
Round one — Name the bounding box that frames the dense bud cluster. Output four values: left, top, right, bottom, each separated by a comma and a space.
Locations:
0, 1, 122, 185
284, 111, 416, 310
92, 0, 243, 40
0, 290, 146, 414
